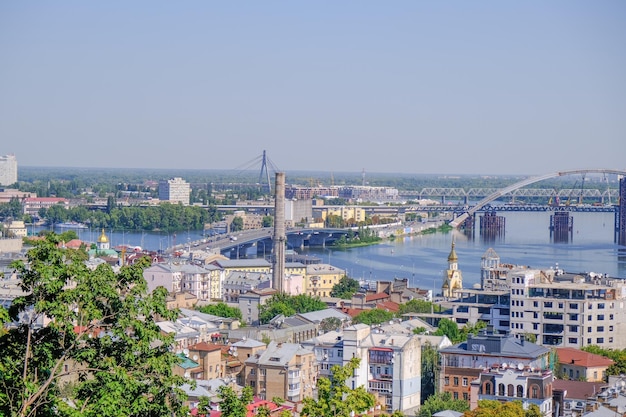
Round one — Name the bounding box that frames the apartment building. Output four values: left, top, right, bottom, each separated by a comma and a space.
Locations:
244, 341, 317, 402
508, 269, 626, 348
158, 177, 190, 205
0, 154, 17, 186
305, 263, 345, 298
302, 323, 422, 414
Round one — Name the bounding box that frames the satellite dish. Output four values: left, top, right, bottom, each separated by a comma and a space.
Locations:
193, 355, 199, 361
183, 349, 189, 357
184, 372, 190, 378
517, 363, 524, 371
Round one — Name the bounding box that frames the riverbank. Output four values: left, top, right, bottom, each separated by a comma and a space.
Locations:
331, 220, 450, 250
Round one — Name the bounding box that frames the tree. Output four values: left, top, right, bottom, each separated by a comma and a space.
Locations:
301, 358, 375, 417
353, 308, 395, 326
398, 299, 439, 315
319, 316, 343, 333
464, 400, 540, 417
230, 216, 244, 232
0, 234, 187, 417
262, 216, 273, 228
434, 318, 461, 343
421, 342, 439, 400
258, 293, 326, 324
330, 276, 360, 299
216, 385, 253, 417
196, 303, 243, 321
417, 392, 469, 417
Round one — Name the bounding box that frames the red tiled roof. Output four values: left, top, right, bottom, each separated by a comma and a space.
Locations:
377, 301, 400, 312
189, 342, 223, 352
552, 379, 609, 399
555, 347, 614, 368
366, 293, 389, 302
341, 307, 366, 318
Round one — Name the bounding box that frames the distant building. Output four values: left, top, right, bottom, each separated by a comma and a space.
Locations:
158, 177, 190, 205
305, 263, 345, 298
0, 154, 17, 186
23, 197, 69, 217
555, 347, 614, 382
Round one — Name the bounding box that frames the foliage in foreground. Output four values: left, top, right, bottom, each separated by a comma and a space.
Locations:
417, 392, 469, 417
465, 399, 541, 417
0, 234, 186, 417
301, 358, 376, 417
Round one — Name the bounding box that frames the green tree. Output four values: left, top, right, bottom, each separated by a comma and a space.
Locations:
258, 293, 326, 325
230, 216, 244, 232
434, 318, 462, 343
398, 299, 439, 315
319, 316, 343, 333
0, 234, 186, 417
417, 392, 469, 417
217, 385, 253, 417
196, 302, 243, 321
421, 342, 439, 400
582, 345, 626, 376
330, 276, 360, 299
301, 358, 375, 417
262, 216, 274, 228
465, 400, 540, 417
353, 308, 395, 325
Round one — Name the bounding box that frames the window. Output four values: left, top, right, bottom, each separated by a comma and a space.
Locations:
559, 303, 564, 309
588, 326, 592, 333
588, 315, 592, 321
569, 325, 579, 332
260, 369, 266, 376
445, 377, 450, 386
534, 301, 539, 307
531, 385, 539, 399
544, 301, 553, 308
610, 326, 614, 331
499, 383, 505, 396
597, 326, 605, 332
250, 369, 256, 375
463, 393, 468, 401
462, 378, 468, 387
517, 385, 524, 398
568, 338, 578, 344
338, 349, 343, 357
598, 303, 605, 309
598, 314, 605, 321
453, 392, 458, 400
453, 377, 459, 386
597, 338, 604, 343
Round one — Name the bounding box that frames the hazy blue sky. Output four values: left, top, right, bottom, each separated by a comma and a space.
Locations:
1, 2, 624, 176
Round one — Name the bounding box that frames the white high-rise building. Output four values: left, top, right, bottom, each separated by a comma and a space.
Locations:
158, 177, 190, 205
0, 154, 17, 186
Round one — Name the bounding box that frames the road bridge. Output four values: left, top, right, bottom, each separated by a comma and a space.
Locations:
449, 169, 626, 227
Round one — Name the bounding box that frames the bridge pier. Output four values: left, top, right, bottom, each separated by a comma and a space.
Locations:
550, 211, 573, 243
480, 211, 505, 240
616, 178, 626, 246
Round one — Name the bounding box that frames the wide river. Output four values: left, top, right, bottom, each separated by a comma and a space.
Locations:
51, 211, 625, 289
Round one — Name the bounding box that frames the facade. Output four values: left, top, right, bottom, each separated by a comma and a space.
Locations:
23, 197, 69, 217
284, 199, 313, 227
439, 332, 551, 407
222, 271, 271, 303
508, 269, 626, 348
470, 366, 554, 417
324, 206, 366, 224
244, 341, 317, 402
238, 288, 276, 325
305, 263, 345, 298
442, 241, 463, 298
438, 289, 510, 333
0, 154, 17, 186
158, 177, 190, 205
303, 324, 422, 414
143, 263, 184, 294
212, 259, 272, 275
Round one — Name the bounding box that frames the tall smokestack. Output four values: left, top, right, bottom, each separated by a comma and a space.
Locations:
272, 172, 286, 293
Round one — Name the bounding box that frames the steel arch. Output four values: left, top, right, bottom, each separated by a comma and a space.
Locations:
449, 169, 626, 227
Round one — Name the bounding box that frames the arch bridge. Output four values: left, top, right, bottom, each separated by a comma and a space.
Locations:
450, 169, 626, 228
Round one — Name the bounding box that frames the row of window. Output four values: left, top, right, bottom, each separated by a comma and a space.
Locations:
444, 376, 469, 387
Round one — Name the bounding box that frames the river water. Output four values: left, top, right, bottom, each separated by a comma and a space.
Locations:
42, 211, 626, 288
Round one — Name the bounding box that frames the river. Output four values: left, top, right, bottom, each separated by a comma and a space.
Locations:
40, 211, 626, 288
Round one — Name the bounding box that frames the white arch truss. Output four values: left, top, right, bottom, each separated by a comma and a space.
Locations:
449, 169, 626, 227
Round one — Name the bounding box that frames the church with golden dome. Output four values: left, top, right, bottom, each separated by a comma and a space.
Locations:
97, 228, 110, 250
441, 240, 463, 298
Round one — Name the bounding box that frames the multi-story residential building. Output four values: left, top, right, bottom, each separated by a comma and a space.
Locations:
439, 332, 551, 407
187, 342, 224, 380
23, 197, 69, 217
244, 341, 317, 402
285, 185, 338, 200
222, 271, 271, 303
211, 259, 271, 275
470, 365, 554, 417
305, 263, 345, 298
336, 186, 399, 202
178, 264, 222, 301
508, 269, 626, 348
238, 288, 276, 325
480, 248, 518, 291
0, 154, 17, 186
303, 323, 422, 414
143, 263, 184, 294
323, 206, 366, 225
438, 288, 510, 334
284, 199, 313, 227
158, 177, 190, 205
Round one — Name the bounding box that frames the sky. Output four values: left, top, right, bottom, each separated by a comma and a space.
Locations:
1, 2, 625, 176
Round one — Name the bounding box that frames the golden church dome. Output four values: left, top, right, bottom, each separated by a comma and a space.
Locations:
98, 229, 109, 243
447, 241, 458, 262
